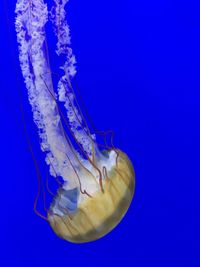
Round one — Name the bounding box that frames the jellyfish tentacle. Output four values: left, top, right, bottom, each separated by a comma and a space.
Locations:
18, 78, 48, 220
41, 70, 105, 161
40, 74, 100, 187
46, 172, 55, 197
40, 73, 105, 193
50, 0, 98, 160
57, 77, 96, 159
15, 0, 87, 191
51, 0, 76, 78
71, 81, 120, 152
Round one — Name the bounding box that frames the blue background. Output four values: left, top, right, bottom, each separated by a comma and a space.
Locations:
1, 0, 200, 266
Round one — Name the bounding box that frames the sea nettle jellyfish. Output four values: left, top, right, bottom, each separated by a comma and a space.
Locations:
15, 0, 135, 243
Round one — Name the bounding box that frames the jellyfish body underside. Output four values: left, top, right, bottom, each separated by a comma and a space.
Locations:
48, 150, 135, 243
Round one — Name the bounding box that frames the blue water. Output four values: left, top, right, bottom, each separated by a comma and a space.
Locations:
1, 0, 200, 266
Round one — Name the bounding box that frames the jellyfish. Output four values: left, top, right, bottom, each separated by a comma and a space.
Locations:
15, 0, 135, 243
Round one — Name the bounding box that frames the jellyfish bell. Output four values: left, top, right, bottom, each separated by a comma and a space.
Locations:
48, 149, 135, 243
15, 0, 135, 243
